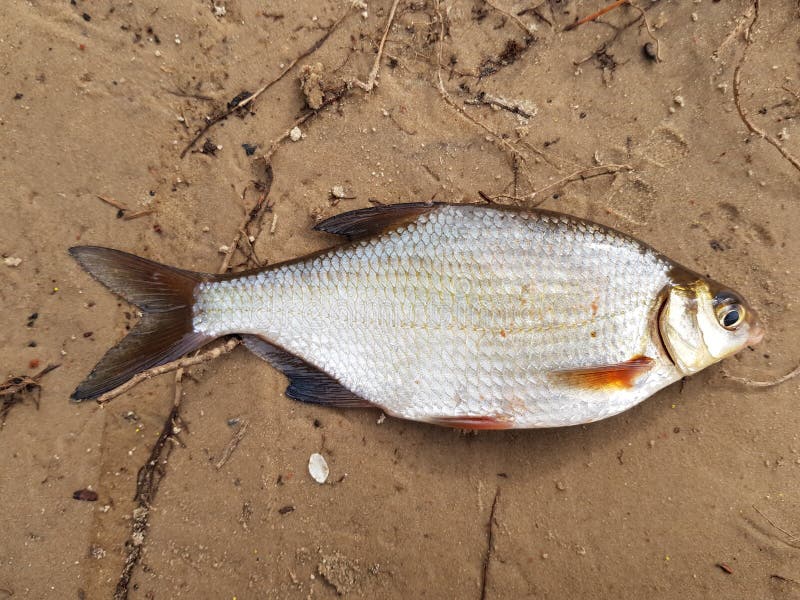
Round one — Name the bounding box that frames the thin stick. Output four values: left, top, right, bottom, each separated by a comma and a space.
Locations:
724, 364, 800, 388
122, 209, 155, 221
95, 338, 240, 405
215, 419, 250, 469
96, 194, 129, 212
489, 163, 632, 204
627, 1, 661, 61
732, 0, 800, 173
354, 0, 401, 91
179, 8, 352, 158
465, 92, 536, 119
218, 164, 274, 273
480, 488, 501, 600
433, 1, 525, 163
564, 0, 626, 31
484, 0, 535, 35
753, 505, 799, 542
114, 370, 185, 600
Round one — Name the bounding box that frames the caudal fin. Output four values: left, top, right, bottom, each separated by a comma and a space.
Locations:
69, 247, 213, 401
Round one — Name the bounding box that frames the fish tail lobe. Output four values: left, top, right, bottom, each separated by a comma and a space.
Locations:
68, 246, 213, 401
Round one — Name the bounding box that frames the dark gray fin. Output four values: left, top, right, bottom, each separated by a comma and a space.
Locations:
68, 246, 214, 401
242, 335, 373, 408
313, 202, 439, 239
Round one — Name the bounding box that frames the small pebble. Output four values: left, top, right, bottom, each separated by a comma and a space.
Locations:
331, 185, 347, 199
673, 95, 685, 107
691, 12, 698, 21
289, 126, 302, 142
555, 481, 566, 491
4, 257, 22, 267
308, 452, 329, 483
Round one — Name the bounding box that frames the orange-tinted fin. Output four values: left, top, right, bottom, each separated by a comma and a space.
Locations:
313, 202, 439, 239
426, 415, 514, 430
242, 336, 374, 408
69, 247, 213, 401
550, 355, 655, 390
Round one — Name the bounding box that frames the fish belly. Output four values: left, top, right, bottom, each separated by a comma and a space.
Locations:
194, 205, 682, 427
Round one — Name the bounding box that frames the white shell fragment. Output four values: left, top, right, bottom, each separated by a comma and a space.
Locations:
308, 452, 329, 484
289, 126, 302, 142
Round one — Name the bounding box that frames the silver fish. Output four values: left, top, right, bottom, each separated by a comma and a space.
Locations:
70, 202, 763, 428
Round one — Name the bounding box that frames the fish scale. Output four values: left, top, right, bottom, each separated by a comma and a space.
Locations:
193, 204, 681, 427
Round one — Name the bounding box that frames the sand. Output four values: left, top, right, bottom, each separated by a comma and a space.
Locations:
1, 0, 799, 598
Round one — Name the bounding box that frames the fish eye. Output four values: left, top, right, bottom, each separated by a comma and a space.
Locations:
717, 303, 745, 330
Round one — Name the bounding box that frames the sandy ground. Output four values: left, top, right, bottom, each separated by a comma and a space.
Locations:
2, 0, 800, 598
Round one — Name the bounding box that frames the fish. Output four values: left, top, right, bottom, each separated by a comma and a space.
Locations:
69, 201, 763, 428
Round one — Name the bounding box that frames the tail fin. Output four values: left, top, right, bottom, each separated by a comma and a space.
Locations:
69, 247, 214, 401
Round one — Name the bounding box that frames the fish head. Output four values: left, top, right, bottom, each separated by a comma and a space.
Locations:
658, 271, 763, 375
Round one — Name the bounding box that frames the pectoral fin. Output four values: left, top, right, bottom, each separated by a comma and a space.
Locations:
242, 336, 373, 408
551, 356, 655, 390
314, 202, 439, 239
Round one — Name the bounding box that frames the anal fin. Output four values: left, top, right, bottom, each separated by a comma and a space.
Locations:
242, 335, 373, 408
426, 415, 514, 430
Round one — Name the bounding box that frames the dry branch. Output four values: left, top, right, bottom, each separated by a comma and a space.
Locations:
95, 339, 240, 405
732, 0, 800, 173
179, 8, 353, 158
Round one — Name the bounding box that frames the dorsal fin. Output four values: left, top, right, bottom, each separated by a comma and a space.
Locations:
313, 202, 439, 239
242, 335, 373, 408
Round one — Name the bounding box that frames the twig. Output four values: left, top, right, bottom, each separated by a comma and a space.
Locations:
95, 338, 240, 405
114, 370, 185, 600
218, 164, 274, 273
215, 419, 250, 469
433, 1, 525, 163
573, 1, 659, 66
1, 364, 60, 426
732, 0, 800, 173
96, 194, 129, 212
488, 163, 632, 205
753, 505, 800, 543
564, 0, 626, 31
354, 0, 401, 91
517, 3, 552, 27
465, 92, 536, 119
771, 574, 800, 586
723, 363, 800, 388
263, 111, 318, 161
164, 88, 215, 102
179, 8, 352, 158
122, 209, 155, 221
484, 0, 536, 35
626, 1, 660, 61
480, 488, 501, 600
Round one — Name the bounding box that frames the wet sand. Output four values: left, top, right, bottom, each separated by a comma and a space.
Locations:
1, 0, 799, 597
